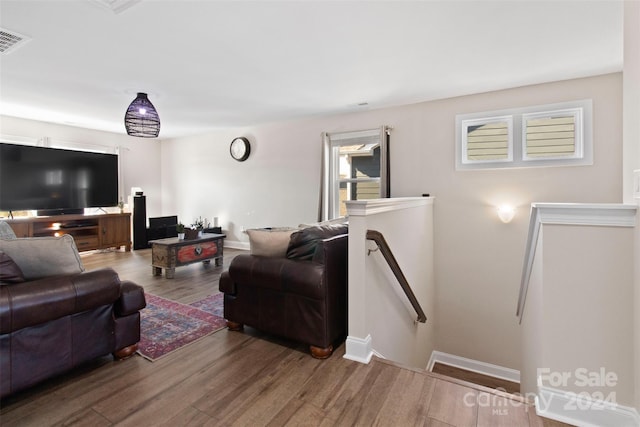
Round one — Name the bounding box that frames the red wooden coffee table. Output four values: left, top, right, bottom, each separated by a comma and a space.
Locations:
149, 233, 225, 279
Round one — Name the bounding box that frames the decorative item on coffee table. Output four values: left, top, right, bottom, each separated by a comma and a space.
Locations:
184, 227, 199, 240
149, 232, 226, 278
191, 216, 206, 238
176, 223, 185, 240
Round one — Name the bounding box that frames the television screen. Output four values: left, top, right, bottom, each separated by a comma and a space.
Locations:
0, 143, 118, 213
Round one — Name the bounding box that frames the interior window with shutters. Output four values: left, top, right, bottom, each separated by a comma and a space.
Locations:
456, 100, 592, 170
522, 108, 582, 161
461, 116, 513, 164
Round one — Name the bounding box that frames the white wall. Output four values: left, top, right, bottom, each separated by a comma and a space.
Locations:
162, 73, 623, 370
159, 124, 323, 240
0, 116, 163, 218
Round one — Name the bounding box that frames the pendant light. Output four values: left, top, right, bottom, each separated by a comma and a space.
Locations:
124, 92, 160, 138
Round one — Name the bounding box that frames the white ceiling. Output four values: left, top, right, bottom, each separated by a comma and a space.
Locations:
0, 0, 623, 139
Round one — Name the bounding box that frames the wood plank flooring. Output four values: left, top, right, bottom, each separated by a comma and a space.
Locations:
0, 248, 571, 426
431, 363, 521, 395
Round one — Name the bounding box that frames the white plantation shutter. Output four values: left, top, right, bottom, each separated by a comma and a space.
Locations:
456, 100, 591, 170
467, 122, 510, 161
461, 116, 513, 164
523, 108, 582, 160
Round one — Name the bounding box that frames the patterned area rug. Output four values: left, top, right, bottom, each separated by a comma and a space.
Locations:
189, 292, 224, 317
138, 293, 226, 361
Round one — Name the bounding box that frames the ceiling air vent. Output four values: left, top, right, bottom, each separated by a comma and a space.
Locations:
0, 28, 30, 54
89, 0, 141, 14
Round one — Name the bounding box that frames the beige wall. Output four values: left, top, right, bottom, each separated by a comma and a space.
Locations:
416, 74, 623, 370
161, 73, 622, 370
542, 224, 634, 405
622, 0, 640, 412
0, 73, 622, 372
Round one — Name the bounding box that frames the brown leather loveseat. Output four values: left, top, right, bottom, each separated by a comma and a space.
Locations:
0, 234, 146, 398
219, 224, 348, 358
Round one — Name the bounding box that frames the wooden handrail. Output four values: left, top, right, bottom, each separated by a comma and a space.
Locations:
366, 229, 427, 323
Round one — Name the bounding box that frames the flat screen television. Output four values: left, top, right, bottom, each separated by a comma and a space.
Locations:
0, 143, 118, 215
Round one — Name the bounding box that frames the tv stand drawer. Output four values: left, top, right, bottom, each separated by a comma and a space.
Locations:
73, 236, 99, 250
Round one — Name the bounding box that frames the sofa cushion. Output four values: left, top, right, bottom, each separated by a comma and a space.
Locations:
0, 251, 25, 284
0, 235, 84, 280
0, 268, 121, 334
246, 227, 298, 258
286, 224, 348, 261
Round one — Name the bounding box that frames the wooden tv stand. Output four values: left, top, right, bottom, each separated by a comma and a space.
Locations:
5, 213, 131, 252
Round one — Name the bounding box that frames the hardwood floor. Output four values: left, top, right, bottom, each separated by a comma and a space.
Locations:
0, 248, 571, 426
431, 363, 520, 395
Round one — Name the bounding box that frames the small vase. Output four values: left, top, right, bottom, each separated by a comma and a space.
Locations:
177, 232, 185, 240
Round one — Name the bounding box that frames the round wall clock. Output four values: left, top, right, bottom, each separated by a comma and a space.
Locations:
230, 137, 251, 162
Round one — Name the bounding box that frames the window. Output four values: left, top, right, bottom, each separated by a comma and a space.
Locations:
456, 100, 592, 170
461, 116, 513, 164
522, 108, 582, 161
320, 127, 390, 221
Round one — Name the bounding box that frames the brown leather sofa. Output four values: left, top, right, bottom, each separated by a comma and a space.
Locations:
0, 265, 146, 398
219, 224, 348, 358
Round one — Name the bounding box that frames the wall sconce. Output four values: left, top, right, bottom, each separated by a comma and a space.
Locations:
497, 205, 516, 223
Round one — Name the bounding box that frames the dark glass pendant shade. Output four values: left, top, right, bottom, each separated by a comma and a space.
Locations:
124, 92, 160, 138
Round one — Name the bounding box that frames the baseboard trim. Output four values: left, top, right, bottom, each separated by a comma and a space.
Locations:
427, 351, 520, 383
343, 335, 373, 364
536, 384, 640, 427
224, 240, 249, 250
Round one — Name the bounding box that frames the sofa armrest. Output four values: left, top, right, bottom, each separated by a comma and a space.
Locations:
312, 233, 348, 266
72, 268, 121, 312
114, 281, 146, 317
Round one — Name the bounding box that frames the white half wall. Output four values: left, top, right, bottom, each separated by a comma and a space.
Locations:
524, 224, 638, 425
345, 197, 435, 368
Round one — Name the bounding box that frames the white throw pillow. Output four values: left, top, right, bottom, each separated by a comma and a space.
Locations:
0, 235, 85, 280
246, 228, 298, 258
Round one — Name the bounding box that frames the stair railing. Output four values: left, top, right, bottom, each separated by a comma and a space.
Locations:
366, 229, 427, 323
